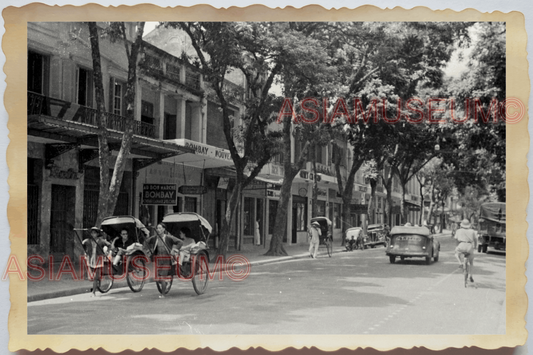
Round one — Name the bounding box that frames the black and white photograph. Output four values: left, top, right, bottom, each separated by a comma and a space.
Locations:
2, 3, 530, 353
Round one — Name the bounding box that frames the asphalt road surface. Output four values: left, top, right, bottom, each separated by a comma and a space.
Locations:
28, 235, 505, 335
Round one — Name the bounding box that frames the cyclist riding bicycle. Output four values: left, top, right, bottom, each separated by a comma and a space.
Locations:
454, 219, 478, 286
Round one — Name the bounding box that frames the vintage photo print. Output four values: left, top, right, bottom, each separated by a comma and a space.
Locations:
2, 3, 528, 353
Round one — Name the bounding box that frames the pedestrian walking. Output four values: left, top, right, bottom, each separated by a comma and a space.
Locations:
254, 219, 261, 246
308, 221, 321, 259
454, 219, 478, 284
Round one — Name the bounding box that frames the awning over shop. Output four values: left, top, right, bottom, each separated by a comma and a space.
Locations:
404, 201, 421, 211
163, 138, 235, 169
254, 175, 283, 185
318, 174, 337, 184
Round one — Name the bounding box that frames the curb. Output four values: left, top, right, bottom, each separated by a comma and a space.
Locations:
28, 247, 348, 302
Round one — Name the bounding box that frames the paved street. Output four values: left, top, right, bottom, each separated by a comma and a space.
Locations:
27, 235, 505, 335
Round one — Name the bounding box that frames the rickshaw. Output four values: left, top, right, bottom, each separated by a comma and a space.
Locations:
73, 216, 150, 294
310, 217, 333, 257
386, 225, 440, 265
151, 212, 212, 296
344, 227, 364, 251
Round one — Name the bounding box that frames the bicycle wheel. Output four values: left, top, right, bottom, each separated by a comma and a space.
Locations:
126, 255, 147, 293
463, 259, 469, 288
326, 238, 332, 257
97, 275, 114, 293
156, 276, 173, 295
192, 252, 209, 295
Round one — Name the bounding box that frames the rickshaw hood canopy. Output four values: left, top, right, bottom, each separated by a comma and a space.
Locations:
162, 212, 213, 233
311, 217, 332, 226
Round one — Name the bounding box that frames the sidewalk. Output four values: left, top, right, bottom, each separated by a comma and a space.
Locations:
27, 242, 345, 302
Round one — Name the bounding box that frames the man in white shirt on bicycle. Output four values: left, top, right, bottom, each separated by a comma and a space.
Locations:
454, 219, 478, 285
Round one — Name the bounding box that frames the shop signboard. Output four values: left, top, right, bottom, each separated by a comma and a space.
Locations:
351, 204, 368, 213
143, 184, 177, 205
267, 189, 281, 197
178, 185, 208, 195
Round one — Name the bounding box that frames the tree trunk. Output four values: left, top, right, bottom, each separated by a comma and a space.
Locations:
400, 185, 407, 225
265, 178, 293, 256
334, 146, 361, 246
312, 146, 318, 217
217, 183, 242, 259
382, 176, 393, 226
88, 22, 144, 226
367, 180, 377, 224
89, 22, 111, 226
265, 104, 309, 256
418, 178, 425, 225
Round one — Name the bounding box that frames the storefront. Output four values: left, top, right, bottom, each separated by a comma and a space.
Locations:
242, 179, 267, 247
135, 161, 203, 227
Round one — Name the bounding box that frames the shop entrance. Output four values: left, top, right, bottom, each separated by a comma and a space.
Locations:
50, 184, 76, 255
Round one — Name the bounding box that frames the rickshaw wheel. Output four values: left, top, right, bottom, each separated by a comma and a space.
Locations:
126, 255, 146, 293
192, 252, 209, 295
326, 238, 332, 257
156, 276, 173, 295
97, 276, 114, 293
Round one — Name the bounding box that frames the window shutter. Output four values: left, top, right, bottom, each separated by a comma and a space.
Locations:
108, 77, 115, 113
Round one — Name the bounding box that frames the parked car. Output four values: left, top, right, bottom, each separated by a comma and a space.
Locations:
386, 225, 440, 264
477, 202, 506, 253
364, 224, 388, 248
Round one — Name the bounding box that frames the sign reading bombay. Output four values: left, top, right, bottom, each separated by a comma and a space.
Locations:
142, 184, 177, 205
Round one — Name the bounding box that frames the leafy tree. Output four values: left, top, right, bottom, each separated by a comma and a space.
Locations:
173, 22, 319, 258
322, 22, 472, 230
88, 22, 145, 226
445, 22, 506, 201
266, 23, 335, 256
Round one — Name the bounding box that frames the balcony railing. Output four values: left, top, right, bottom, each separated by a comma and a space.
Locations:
139, 53, 164, 77
166, 63, 181, 83
185, 68, 201, 91
28, 92, 155, 138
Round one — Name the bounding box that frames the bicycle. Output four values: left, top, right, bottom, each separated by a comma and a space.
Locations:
461, 251, 477, 288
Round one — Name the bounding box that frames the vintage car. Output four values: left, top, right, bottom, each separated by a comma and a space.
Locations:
477, 202, 506, 253
364, 224, 388, 248
386, 225, 440, 264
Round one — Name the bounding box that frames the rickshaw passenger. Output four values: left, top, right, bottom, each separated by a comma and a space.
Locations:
176, 227, 195, 266
112, 228, 135, 266
82, 227, 112, 296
